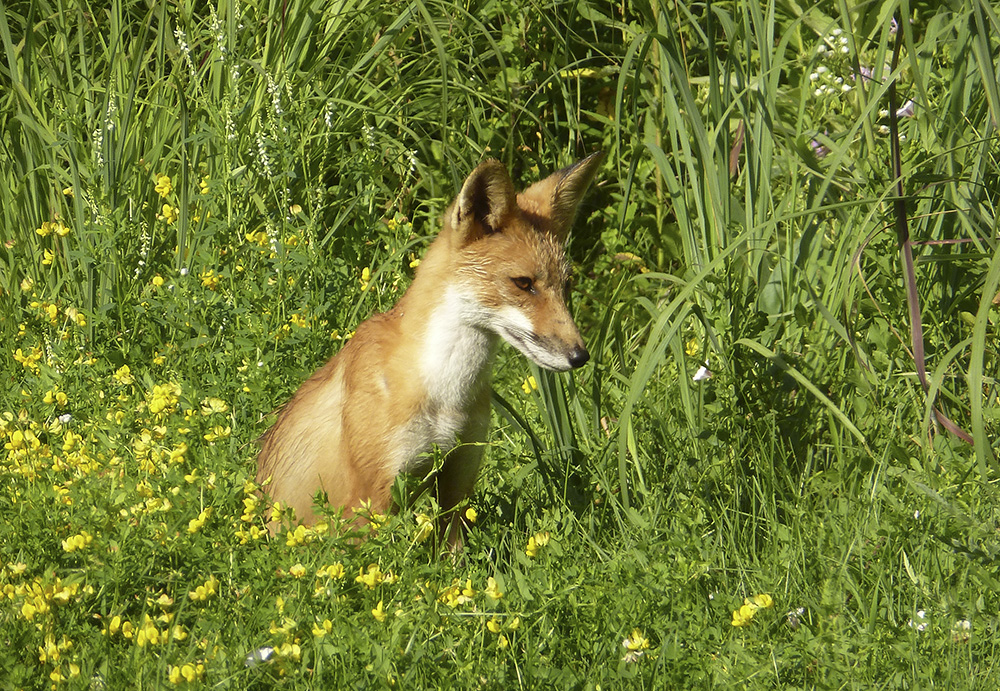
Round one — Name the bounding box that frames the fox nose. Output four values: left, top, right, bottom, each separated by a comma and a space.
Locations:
567, 345, 590, 368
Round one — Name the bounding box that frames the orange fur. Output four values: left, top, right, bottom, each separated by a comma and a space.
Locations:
256, 153, 603, 544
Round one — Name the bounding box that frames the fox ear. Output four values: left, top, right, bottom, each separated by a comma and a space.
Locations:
453, 159, 517, 244
521, 151, 604, 242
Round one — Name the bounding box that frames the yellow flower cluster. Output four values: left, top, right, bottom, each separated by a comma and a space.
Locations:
245, 230, 269, 247
484, 576, 503, 601
415, 513, 434, 542
438, 578, 476, 608
103, 611, 189, 651
168, 662, 205, 685
312, 619, 334, 637
43, 387, 69, 407
285, 522, 327, 546
38, 633, 75, 663
61, 531, 93, 552
155, 173, 172, 198
113, 364, 134, 385
160, 204, 179, 224
188, 575, 220, 602
521, 375, 538, 394
11, 574, 90, 623
199, 269, 220, 290
35, 220, 70, 237
621, 628, 651, 662
200, 397, 228, 415
731, 593, 774, 627
485, 615, 519, 649
355, 563, 397, 589
525, 531, 550, 558
187, 508, 211, 534
317, 562, 346, 580
13, 346, 43, 372
148, 382, 181, 415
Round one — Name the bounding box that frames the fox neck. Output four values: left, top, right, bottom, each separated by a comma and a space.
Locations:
415, 285, 499, 414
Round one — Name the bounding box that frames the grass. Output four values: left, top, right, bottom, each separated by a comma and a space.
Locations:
1, 0, 999, 688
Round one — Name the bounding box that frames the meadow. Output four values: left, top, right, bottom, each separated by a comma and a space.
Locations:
1, 0, 999, 687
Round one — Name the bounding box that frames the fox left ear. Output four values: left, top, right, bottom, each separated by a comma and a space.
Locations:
521, 151, 604, 242
453, 159, 517, 245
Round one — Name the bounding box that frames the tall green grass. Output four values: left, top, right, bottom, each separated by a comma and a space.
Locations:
1, 0, 999, 688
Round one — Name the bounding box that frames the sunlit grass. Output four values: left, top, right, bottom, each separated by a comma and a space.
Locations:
2, 0, 999, 688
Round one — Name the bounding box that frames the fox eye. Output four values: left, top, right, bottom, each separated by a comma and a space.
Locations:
511, 276, 535, 293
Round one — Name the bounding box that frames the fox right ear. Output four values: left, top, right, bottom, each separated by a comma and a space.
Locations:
453, 159, 517, 244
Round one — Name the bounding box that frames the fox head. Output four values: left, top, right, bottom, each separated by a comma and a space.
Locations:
444, 152, 603, 372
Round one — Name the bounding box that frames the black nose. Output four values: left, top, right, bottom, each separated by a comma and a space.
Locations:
568, 345, 590, 368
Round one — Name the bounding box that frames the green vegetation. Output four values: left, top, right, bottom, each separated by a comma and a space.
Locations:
2, 0, 999, 687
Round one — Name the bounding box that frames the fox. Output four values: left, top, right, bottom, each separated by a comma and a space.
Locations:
255, 151, 603, 546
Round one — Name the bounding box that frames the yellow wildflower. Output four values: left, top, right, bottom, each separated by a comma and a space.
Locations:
113, 365, 134, 385
161, 203, 179, 224
148, 382, 180, 415
623, 628, 650, 651
312, 619, 333, 637
521, 376, 538, 394
525, 531, 550, 558
485, 576, 503, 601
464, 507, 477, 524
372, 600, 386, 622
199, 269, 220, 290
289, 563, 307, 578
187, 508, 211, 534
61, 531, 93, 552
415, 513, 434, 543
355, 564, 385, 589
320, 562, 345, 579
188, 575, 219, 602
622, 628, 651, 662
731, 593, 774, 627
155, 174, 172, 198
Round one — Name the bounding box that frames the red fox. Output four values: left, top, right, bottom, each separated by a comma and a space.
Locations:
255, 152, 602, 544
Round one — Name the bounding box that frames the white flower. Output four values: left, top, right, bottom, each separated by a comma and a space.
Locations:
245, 646, 274, 667
896, 100, 916, 118
693, 363, 712, 382
58, 414, 72, 424
908, 610, 928, 632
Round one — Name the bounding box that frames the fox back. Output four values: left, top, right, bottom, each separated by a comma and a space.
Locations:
256, 152, 602, 543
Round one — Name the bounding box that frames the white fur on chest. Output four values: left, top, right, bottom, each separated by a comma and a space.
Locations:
392, 287, 497, 473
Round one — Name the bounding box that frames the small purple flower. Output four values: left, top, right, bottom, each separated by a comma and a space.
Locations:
809, 139, 830, 158
896, 99, 916, 118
